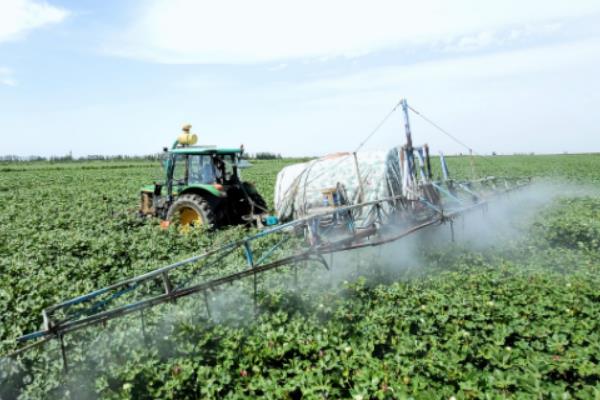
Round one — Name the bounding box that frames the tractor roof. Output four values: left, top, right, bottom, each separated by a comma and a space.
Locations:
170, 147, 242, 155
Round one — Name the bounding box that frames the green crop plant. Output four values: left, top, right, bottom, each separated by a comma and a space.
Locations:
0, 154, 599, 399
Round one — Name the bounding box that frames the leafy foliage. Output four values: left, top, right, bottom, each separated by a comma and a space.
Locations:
1, 154, 599, 399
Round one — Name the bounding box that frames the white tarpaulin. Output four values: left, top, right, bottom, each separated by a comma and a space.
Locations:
274, 148, 404, 223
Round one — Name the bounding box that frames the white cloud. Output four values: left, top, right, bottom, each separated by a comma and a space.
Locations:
0, 67, 17, 86
450, 31, 496, 52
0, 0, 69, 43
300, 38, 600, 94
443, 22, 564, 53
112, 0, 600, 64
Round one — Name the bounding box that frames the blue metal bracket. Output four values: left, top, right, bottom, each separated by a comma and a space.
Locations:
418, 197, 443, 214
243, 241, 254, 268
440, 152, 450, 180
431, 182, 463, 205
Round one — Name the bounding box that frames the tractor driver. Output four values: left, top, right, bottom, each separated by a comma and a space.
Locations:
213, 156, 225, 182
201, 155, 224, 183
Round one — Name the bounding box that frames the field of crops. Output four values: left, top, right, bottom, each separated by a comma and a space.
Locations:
1, 154, 599, 399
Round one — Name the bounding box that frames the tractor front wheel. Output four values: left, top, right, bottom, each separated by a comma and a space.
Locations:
166, 194, 216, 228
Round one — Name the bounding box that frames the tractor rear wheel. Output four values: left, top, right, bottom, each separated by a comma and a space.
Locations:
166, 194, 216, 228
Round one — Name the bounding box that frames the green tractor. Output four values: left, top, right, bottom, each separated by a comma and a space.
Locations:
139, 126, 268, 228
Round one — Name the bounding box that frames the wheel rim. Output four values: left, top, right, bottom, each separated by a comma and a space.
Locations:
179, 207, 203, 226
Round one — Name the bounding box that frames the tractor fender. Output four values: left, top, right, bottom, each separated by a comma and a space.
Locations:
242, 181, 259, 195
178, 186, 225, 209
179, 184, 226, 199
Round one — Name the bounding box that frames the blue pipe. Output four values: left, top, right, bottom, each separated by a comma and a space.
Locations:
243, 242, 254, 268
431, 182, 463, 204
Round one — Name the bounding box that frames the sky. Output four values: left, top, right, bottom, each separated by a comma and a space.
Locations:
1, 0, 599, 157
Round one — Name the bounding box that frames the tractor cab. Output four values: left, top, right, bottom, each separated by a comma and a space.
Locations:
140, 125, 267, 228
168, 147, 243, 192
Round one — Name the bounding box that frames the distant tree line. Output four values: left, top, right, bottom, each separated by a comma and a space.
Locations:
0, 152, 293, 163
250, 152, 282, 160
0, 153, 164, 163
